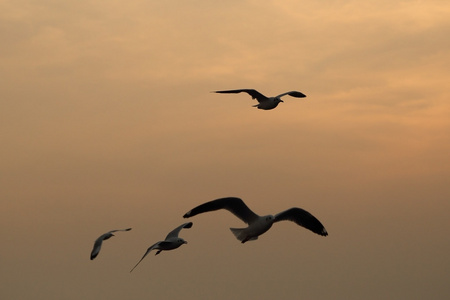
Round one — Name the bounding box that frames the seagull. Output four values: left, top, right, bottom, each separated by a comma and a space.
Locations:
90, 228, 132, 260
183, 197, 327, 243
130, 222, 193, 273
213, 89, 306, 110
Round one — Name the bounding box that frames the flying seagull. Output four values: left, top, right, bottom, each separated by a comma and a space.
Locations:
213, 89, 306, 110
90, 228, 132, 260
130, 222, 193, 273
183, 197, 327, 243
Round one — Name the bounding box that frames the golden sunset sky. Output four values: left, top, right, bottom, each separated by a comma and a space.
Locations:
1, 0, 449, 299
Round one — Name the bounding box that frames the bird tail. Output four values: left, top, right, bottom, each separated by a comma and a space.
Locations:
230, 228, 258, 243
230, 228, 245, 242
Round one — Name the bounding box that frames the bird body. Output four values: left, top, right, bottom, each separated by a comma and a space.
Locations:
90, 228, 132, 260
183, 197, 327, 243
230, 215, 275, 242
130, 222, 193, 272
213, 89, 306, 110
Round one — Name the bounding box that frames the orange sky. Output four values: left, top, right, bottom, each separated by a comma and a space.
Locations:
1, 1, 449, 299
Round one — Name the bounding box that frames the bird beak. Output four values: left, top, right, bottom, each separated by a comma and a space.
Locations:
280, 100, 284, 102
184, 241, 188, 244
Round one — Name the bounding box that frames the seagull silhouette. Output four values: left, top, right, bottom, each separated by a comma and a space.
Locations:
213, 89, 306, 110
130, 222, 193, 272
90, 228, 132, 260
183, 197, 327, 243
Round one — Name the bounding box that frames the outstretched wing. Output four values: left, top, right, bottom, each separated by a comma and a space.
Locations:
183, 197, 259, 224
109, 228, 132, 233
90, 235, 107, 260
165, 222, 193, 240
213, 89, 268, 103
275, 91, 306, 98
274, 208, 328, 236
91, 228, 131, 260
130, 242, 159, 273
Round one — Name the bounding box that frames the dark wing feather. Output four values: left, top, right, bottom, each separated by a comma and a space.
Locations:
90, 232, 112, 260
274, 208, 328, 236
109, 228, 132, 233
183, 197, 259, 224
276, 91, 307, 98
90, 237, 104, 260
214, 89, 268, 103
165, 222, 193, 240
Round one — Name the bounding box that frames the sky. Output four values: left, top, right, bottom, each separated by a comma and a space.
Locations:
1, 0, 450, 299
